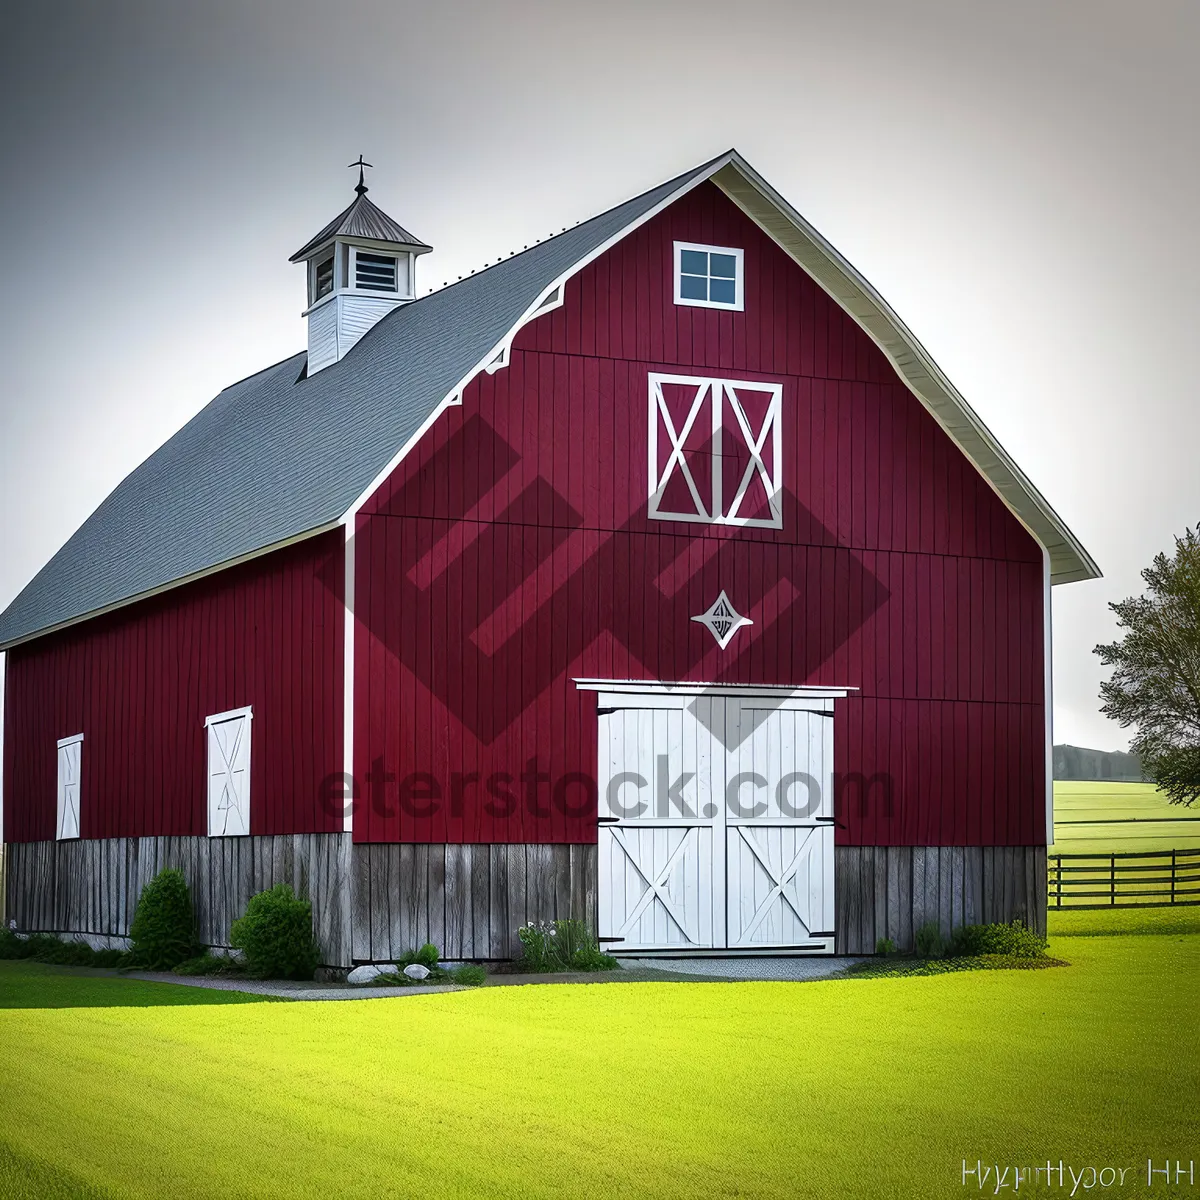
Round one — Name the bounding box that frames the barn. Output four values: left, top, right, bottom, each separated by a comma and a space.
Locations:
0, 150, 1098, 965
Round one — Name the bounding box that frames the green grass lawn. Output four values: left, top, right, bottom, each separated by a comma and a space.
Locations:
2, 909, 1197, 1199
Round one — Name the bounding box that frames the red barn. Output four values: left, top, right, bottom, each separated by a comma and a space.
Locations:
0, 151, 1098, 965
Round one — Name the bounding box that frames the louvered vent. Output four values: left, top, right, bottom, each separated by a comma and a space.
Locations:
355, 252, 397, 291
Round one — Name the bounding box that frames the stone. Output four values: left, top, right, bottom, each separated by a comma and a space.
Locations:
403, 963, 431, 980
346, 964, 392, 985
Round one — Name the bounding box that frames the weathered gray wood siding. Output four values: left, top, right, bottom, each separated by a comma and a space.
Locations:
834, 845, 1048, 954
4, 835, 353, 967
351, 843, 598, 961
7, 839, 1044, 963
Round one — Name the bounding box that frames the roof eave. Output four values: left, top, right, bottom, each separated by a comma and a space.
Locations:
710, 153, 1101, 586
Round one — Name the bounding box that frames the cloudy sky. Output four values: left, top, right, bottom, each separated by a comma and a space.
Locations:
0, 0, 1194, 750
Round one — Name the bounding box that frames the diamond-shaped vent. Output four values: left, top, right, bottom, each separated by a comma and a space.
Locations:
691, 590, 752, 650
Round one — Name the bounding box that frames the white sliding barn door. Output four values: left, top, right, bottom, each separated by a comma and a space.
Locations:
724, 702, 835, 948
206, 708, 252, 837
597, 700, 723, 950
594, 687, 838, 954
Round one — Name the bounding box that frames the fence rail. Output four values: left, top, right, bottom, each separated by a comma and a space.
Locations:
1048, 848, 1200, 909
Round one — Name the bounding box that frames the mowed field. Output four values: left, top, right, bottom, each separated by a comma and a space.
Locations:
1051, 781, 1200, 855
2, 908, 1198, 1200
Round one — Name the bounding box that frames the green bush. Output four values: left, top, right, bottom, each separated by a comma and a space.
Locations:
445, 964, 487, 986
914, 921, 946, 959
36, 939, 100, 966
875, 937, 898, 956
230, 884, 319, 980
0, 929, 36, 959
91, 948, 126, 968
0, 932, 68, 961
129, 869, 199, 969
949, 920, 1048, 959
515, 919, 618, 973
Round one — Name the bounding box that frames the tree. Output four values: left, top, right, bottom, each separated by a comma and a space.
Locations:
1095, 526, 1200, 805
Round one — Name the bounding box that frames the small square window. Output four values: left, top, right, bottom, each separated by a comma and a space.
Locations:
674, 242, 744, 311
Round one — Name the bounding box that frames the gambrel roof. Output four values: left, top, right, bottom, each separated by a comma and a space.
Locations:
0, 151, 1098, 650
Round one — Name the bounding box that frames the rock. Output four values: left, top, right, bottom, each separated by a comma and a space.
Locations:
346, 964, 392, 985
403, 963, 431, 981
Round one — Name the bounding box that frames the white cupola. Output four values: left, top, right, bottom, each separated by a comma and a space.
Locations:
290, 157, 432, 375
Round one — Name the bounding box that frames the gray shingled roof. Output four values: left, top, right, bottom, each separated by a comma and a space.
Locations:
0, 156, 722, 649
289, 192, 432, 261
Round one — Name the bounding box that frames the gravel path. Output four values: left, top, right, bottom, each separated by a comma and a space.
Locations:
123, 955, 862, 1000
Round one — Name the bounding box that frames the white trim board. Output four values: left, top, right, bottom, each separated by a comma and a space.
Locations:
575, 679, 854, 700
204, 706, 253, 728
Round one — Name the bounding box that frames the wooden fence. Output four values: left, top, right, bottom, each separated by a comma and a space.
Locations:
1048, 849, 1200, 909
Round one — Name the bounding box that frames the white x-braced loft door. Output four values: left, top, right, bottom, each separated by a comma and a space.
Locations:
595, 688, 837, 954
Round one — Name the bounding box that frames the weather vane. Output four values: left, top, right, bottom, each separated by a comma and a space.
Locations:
348, 154, 373, 196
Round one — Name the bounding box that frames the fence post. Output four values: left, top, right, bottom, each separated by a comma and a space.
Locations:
1055, 855, 1062, 909
1110, 854, 1116, 906
1171, 850, 1177, 905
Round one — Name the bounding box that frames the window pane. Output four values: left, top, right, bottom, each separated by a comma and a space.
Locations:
709, 253, 737, 278
315, 256, 334, 300
709, 277, 736, 305
679, 249, 708, 276
679, 274, 709, 301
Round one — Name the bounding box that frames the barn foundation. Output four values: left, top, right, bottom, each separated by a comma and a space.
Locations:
6, 838, 1045, 964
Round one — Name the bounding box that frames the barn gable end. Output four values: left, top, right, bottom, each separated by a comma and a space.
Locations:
351, 180, 1047, 853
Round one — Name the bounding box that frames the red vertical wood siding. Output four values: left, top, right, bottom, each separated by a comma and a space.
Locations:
3, 531, 344, 842
353, 181, 1046, 847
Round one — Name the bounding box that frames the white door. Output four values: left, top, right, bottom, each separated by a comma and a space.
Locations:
724, 702, 835, 948
596, 690, 836, 954
206, 708, 252, 837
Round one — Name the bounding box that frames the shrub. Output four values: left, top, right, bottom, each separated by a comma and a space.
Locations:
129, 869, 199, 969
515, 919, 618, 972
516, 920, 561, 971
949, 920, 1048, 959
36, 939, 100, 967
0, 929, 36, 959
91, 948, 126, 968
914, 920, 945, 959
568, 943, 620, 972
875, 937, 898, 956
394, 943, 441, 970
445, 963, 487, 986
230, 884, 319, 980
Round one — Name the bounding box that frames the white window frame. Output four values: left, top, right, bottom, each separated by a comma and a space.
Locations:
205, 706, 253, 838
56, 733, 83, 841
648, 372, 783, 528
674, 241, 745, 311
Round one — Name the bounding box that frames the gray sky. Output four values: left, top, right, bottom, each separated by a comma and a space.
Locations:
0, 0, 1195, 751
